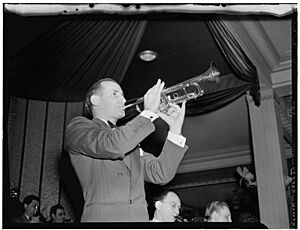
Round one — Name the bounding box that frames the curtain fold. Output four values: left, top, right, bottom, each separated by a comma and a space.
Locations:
205, 15, 261, 106
9, 15, 147, 102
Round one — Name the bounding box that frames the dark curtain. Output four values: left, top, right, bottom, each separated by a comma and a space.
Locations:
8, 15, 147, 102
206, 15, 261, 106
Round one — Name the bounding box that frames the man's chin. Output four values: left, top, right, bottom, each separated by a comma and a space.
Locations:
168, 216, 176, 222
119, 111, 126, 118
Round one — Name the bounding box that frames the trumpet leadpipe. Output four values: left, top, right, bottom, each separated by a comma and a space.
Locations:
123, 103, 137, 109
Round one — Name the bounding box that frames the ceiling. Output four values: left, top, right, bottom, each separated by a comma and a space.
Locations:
4, 6, 293, 213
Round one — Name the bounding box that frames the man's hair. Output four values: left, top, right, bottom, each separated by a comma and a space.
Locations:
84, 78, 117, 116
50, 204, 64, 216
23, 194, 40, 205
153, 190, 179, 204
205, 201, 230, 219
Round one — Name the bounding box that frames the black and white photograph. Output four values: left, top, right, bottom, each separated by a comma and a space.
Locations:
2, 3, 297, 229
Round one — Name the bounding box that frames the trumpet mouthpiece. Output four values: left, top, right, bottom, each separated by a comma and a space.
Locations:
123, 103, 135, 109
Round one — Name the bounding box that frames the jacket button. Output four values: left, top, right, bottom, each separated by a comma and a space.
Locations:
129, 199, 132, 204
118, 173, 123, 177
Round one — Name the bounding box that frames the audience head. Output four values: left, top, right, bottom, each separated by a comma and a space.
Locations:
153, 190, 181, 222
22, 195, 40, 218
50, 204, 65, 223
205, 201, 232, 222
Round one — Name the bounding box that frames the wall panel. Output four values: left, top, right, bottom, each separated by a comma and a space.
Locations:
20, 100, 46, 200
40, 102, 65, 219
8, 98, 84, 222
8, 97, 27, 190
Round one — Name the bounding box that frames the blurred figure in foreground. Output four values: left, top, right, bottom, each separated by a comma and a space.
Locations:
205, 201, 232, 222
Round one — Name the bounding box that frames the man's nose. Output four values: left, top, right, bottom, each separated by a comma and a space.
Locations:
121, 96, 126, 104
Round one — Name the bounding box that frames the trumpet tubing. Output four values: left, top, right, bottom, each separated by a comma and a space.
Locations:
126, 62, 220, 113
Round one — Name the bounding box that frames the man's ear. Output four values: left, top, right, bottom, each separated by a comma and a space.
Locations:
90, 95, 100, 106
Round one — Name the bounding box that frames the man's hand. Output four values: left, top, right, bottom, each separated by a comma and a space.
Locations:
143, 79, 165, 113
158, 101, 186, 135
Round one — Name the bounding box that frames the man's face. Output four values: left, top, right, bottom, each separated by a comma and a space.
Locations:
94, 81, 126, 121
25, 200, 39, 217
157, 192, 181, 222
52, 208, 65, 223
210, 206, 232, 222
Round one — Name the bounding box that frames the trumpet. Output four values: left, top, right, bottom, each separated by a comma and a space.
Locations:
175, 215, 189, 222
124, 62, 220, 113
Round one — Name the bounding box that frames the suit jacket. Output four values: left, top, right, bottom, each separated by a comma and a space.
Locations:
66, 115, 188, 222
11, 214, 30, 223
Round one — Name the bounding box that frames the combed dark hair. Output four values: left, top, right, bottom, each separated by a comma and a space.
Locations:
50, 204, 64, 216
205, 201, 230, 219
84, 78, 117, 117
153, 190, 179, 204
23, 194, 40, 205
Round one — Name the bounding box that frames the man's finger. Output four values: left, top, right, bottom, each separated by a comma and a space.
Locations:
153, 79, 162, 95
157, 81, 165, 95
180, 101, 186, 116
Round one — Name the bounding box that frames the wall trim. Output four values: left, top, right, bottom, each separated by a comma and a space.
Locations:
178, 145, 252, 173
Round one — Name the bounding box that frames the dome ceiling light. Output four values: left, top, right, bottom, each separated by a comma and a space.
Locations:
139, 50, 158, 62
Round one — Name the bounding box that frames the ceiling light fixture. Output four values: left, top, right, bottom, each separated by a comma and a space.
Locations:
139, 50, 158, 62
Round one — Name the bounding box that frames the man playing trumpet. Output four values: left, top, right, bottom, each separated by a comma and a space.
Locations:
66, 78, 188, 222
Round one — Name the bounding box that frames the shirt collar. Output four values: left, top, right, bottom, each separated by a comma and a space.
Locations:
24, 214, 31, 221
151, 217, 161, 222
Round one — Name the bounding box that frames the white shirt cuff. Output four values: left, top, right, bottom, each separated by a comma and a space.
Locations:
140, 110, 159, 122
167, 131, 186, 147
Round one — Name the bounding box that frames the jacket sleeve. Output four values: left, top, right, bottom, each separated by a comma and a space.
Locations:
143, 139, 188, 185
66, 116, 155, 159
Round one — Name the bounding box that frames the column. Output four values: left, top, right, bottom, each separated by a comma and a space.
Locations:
246, 88, 289, 228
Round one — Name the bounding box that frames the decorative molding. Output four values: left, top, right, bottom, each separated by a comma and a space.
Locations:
178, 140, 292, 174
168, 177, 238, 190
274, 50, 292, 72
4, 4, 296, 16
224, 18, 272, 85
241, 19, 280, 71
271, 69, 292, 89
225, 16, 292, 91
177, 145, 252, 174
279, 99, 293, 145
